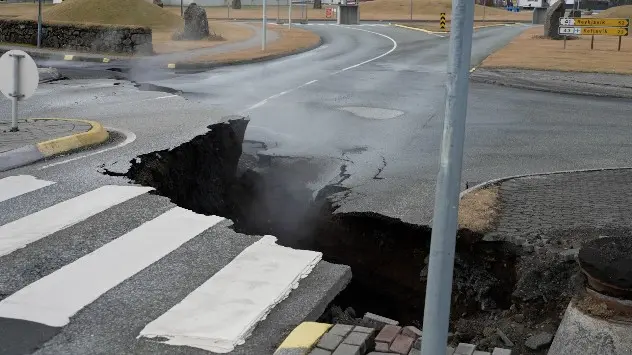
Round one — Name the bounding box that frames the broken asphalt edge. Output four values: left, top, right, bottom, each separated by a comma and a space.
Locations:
0, 34, 324, 72
0, 118, 109, 172
470, 68, 632, 99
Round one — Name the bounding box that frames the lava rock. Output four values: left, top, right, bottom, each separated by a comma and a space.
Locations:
544, 0, 566, 39
232, 0, 241, 9
153, 0, 163, 7
578, 236, 632, 292
525, 332, 553, 350
182, 3, 209, 40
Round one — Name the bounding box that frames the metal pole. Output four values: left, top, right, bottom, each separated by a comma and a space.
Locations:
288, 0, 292, 28
410, 0, 412, 20
181, 0, 183, 16
618, 35, 622, 51
228, 0, 230, 19
419, 0, 474, 351
37, 0, 42, 48
262, 0, 267, 51
10, 54, 23, 132
277, 0, 280, 22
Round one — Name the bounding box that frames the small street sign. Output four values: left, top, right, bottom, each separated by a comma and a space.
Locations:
560, 18, 629, 27
558, 26, 628, 36
0, 50, 39, 132
326, 7, 333, 17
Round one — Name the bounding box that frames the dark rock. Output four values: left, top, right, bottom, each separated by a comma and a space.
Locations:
525, 332, 553, 350
153, 0, 164, 7
182, 3, 209, 40
544, 0, 566, 39
579, 236, 632, 294
314, 0, 322, 9
232, 0, 241, 9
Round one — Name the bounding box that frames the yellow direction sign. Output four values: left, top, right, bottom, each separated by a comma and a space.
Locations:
581, 27, 629, 36
560, 18, 629, 27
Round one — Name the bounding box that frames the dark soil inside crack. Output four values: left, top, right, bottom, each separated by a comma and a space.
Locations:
104, 117, 581, 354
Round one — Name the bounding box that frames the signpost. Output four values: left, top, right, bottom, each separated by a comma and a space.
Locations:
0, 50, 39, 132
440, 12, 446, 30
263, 0, 267, 51
37, 0, 42, 48
559, 17, 629, 51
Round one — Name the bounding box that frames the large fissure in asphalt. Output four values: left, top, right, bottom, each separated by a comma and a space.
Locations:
105, 118, 574, 351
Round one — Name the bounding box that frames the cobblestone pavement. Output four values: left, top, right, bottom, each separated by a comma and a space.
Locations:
0, 119, 91, 153
485, 169, 632, 251
309, 323, 512, 355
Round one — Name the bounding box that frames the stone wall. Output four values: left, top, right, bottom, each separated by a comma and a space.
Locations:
0, 19, 153, 54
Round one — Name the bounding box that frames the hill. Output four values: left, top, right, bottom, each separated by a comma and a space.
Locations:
31, 0, 183, 29
595, 5, 632, 18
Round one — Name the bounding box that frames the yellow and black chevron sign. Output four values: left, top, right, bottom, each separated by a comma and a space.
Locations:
440, 12, 446, 30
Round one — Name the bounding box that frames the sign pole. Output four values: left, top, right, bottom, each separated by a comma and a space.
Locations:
420, 0, 474, 352
590, 34, 594, 49
410, 0, 412, 21
10, 54, 23, 132
288, 0, 292, 28
262, 0, 267, 51
618, 35, 622, 51
37, 0, 42, 48
181, 0, 183, 17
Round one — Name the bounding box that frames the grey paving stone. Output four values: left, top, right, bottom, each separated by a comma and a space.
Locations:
401, 326, 422, 338
454, 343, 476, 355
343, 331, 372, 353
353, 326, 375, 334
491, 348, 512, 355
317, 333, 345, 351
447, 346, 456, 355
329, 324, 354, 337
332, 343, 360, 355
363, 312, 399, 325
309, 348, 333, 355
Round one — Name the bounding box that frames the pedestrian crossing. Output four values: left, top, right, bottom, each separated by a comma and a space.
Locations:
0, 174, 327, 355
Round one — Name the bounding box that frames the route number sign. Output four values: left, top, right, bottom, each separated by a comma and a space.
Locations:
560, 18, 629, 27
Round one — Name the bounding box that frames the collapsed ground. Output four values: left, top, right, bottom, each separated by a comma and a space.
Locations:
103, 116, 579, 354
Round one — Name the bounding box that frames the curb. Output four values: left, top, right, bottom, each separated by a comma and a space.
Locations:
163, 35, 324, 71
393, 22, 515, 35
0, 33, 324, 72
0, 118, 109, 172
459, 166, 632, 199
274, 322, 332, 355
470, 68, 632, 100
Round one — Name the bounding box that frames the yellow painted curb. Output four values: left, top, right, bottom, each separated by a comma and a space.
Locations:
167, 63, 176, 69
33, 118, 109, 157
103, 58, 110, 63
63, 55, 74, 61
274, 322, 332, 355
393, 23, 447, 35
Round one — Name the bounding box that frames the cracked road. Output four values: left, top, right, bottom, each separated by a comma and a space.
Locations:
3, 22, 632, 355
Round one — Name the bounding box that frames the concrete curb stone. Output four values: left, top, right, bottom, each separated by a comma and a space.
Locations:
0, 118, 109, 172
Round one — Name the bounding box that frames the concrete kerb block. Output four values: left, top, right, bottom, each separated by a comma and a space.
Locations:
274, 322, 332, 355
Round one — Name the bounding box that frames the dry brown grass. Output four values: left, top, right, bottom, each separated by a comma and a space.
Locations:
458, 186, 499, 233
153, 21, 253, 54
163, 2, 532, 21
398, 21, 511, 32
596, 4, 632, 18
187, 24, 319, 63
0, 3, 54, 19
480, 26, 632, 74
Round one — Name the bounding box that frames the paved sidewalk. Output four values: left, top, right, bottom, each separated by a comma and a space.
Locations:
470, 68, 632, 99
0, 119, 91, 153
487, 169, 632, 248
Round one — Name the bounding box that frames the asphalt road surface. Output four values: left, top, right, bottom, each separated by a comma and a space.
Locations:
3, 23, 632, 355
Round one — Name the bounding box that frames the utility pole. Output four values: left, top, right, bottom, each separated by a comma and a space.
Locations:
419, 0, 475, 352
288, 0, 292, 28
37, 0, 42, 48
410, 0, 413, 21
262, 0, 267, 50
181, 0, 183, 16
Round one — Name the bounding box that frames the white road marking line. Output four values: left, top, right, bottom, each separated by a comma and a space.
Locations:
39, 127, 136, 170
138, 235, 322, 354
0, 175, 55, 203
241, 28, 398, 113
334, 26, 398, 73
0, 185, 152, 258
0, 207, 224, 328
142, 94, 179, 101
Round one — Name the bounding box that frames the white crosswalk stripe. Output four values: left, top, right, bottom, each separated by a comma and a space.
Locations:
0, 174, 328, 355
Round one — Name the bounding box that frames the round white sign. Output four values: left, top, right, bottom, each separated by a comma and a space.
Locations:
0, 50, 39, 101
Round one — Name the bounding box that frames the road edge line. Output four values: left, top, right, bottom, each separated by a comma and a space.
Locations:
34, 118, 110, 157
392, 23, 447, 36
